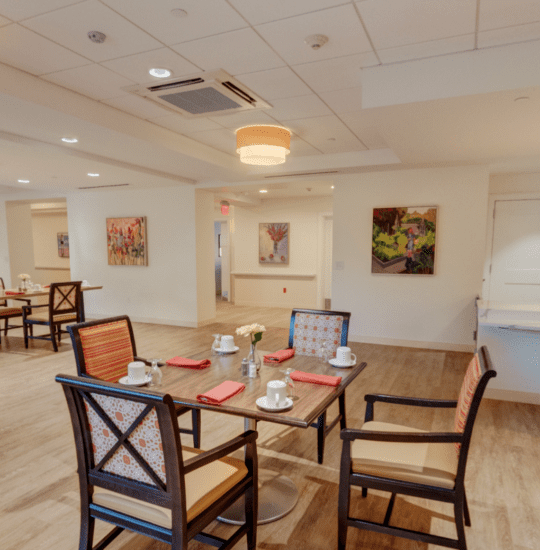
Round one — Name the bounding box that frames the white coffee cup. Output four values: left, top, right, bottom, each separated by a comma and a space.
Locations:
336, 346, 356, 365
128, 361, 146, 383
220, 335, 235, 351
267, 380, 288, 407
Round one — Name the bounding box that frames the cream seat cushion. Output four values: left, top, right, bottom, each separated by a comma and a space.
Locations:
92, 447, 248, 526
25, 312, 77, 323
351, 421, 458, 489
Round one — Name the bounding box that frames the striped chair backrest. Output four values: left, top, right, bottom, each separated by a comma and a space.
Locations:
79, 319, 135, 382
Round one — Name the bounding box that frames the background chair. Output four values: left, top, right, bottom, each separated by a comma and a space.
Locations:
68, 315, 202, 448
56, 373, 258, 550
288, 308, 351, 464
22, 281, 82, 352
0, 277, 25, 345
338, 345, 497, 550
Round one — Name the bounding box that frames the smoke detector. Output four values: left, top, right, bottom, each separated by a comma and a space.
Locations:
304, 34, 329, 50
88, 31, 106, 44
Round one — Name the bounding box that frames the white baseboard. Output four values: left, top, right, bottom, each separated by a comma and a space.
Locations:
348, 334, 474, 353
234, 299, 315, 309
484, 388, 540, 405
88, 313, 198, 328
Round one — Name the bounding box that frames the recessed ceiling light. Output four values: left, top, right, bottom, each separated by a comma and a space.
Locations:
171, 8, 188, 17
149, 68, 171, 78
331, 185, 335, 189
61, 137, 78, 143
259, 189, 268, 193
18, 179, 29, 183
87, 173, 99, 177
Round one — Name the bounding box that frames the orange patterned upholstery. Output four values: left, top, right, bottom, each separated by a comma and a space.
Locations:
0, 307, 23, 317
79, 319, 134, 383
453, 353, 482, 453
292, 312, 344, 357
53, 284, 78, 311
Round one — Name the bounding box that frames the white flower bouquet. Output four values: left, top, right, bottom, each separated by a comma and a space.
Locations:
236, 323, 266, 346
18, 273, 30, 280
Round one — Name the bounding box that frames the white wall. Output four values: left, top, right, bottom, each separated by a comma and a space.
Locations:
67, 186, 200, 327
0, 200, 10, 287
333, 166, 490, 351
490, 172, 540, 195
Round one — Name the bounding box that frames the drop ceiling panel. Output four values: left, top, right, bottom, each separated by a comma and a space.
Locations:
478, 22, 540, 49
266, 94, 332, 122
0, 0, 83, 22
319, 88, 363, 114
149, 114, 224, 135
338, 111, 390, 150
189, 128, 237, 155
355, 0, 477, 50
0, 24, 90, 75
0, 14, 11, 26
100, 48, 200, 82
292, 53, 377, 94
171, 28, 286, 75
42, 64, 134, 101
256, 5, 372, 65
208, 110, 279, 129
479, 0, 540, 31
289, 137, 322, 156
22, 0, 162, 62
377, 34, 475, 64
102, 94, 174, 120
228, 0, 346, 26
235, 67, 312, 100
102, 0, 248, 45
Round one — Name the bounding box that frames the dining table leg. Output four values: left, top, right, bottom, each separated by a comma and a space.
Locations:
217, 417, 299, 525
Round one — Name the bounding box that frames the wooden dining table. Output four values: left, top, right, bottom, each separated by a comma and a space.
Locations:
159, 346, 367, 524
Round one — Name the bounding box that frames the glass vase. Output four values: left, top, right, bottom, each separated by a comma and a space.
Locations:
248, 342, 262, 374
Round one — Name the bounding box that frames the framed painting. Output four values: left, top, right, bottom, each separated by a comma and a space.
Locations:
259, 223, 289, 264
57, 232, 69, 257
106, 217, 147, 266
372, 206, 437, 275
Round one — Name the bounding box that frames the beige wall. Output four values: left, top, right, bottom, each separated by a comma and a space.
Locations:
31, 211, 70, 270
6, 202, 38, 286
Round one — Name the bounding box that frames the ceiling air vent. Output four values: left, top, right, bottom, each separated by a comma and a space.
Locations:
264, 170, 340, 179
122, 70, 271, 118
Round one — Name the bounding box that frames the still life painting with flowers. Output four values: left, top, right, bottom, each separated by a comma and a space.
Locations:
259, 222, 289, 264
107, 217, 147, 266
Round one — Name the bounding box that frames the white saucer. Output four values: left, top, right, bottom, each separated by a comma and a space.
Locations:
119, 374, 151, 386
216, 346, 240, 354
256, 396, 293, 412
329, 358, 356, 368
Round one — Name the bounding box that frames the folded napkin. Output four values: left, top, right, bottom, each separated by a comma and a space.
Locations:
196, 381, 245, 405
290, 370, 342, 387
263, 348, 295, 364
166, 356, 211, 369
5, 291, 25, 295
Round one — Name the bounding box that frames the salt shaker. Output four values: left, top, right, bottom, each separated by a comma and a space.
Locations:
148, 358, 162, 387
248, 361, 257, 378
241, 358, 249, 376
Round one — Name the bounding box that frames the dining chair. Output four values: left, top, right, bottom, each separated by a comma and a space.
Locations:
288, 308, 351, 464
0, 277, 26, 344
22, 281, 82, 352
56, 373, 258, 550
67, 315, 202, 448
337, 345, 497, 550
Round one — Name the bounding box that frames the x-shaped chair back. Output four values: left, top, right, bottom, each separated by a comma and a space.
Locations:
49, 282, 80, 317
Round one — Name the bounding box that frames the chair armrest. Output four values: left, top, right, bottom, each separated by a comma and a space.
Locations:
340, 428, 462, 444
22, 303, 48, 317
364, 394, 458, 422
183, 430, 258, 474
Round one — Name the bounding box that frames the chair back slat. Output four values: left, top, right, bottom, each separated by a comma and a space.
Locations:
50, 282, 81, 315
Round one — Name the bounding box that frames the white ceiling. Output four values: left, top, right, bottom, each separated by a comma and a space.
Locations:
0, 0, 539, 201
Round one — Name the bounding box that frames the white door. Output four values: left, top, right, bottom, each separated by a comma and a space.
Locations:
489, 199, 540, 302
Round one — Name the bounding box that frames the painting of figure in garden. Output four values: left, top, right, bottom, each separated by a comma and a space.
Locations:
372, 207, 436, 274
259, 223, 289, 264
107, 217, 147, 266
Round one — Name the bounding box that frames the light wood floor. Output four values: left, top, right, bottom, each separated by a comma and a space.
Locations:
1, 302, 539, 550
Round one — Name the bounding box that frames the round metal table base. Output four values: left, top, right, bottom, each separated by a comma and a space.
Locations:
217, 469, 299, 525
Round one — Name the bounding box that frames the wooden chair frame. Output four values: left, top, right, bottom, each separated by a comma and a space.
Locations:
56, 374, 258, 550
22, 281, 82, 352
0, 277, 32, 344
288, 308, 352, 464
338, 346, 497, 550
67, 315, 202, 448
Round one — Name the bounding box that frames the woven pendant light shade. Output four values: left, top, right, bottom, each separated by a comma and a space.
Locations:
236, 125, 291, 166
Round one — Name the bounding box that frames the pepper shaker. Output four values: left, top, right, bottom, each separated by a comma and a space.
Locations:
241, 358, 249, 376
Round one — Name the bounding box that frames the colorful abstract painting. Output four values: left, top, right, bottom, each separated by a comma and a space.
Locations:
106, 217, 147, 266
372, 206, 437, 275
259, 223, 289, 264
57, 232, 69, 257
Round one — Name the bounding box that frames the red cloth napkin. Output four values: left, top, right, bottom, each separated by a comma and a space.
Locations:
196, 381, 245, 405
5, 291, 25, 295
290, 370, 342, 387
263, 348, 295, 364
166, 357, 211, 369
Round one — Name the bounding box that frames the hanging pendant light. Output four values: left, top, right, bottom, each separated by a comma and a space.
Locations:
236, 125, 291, 166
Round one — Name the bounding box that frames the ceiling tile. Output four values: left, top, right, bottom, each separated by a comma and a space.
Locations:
0, 0, 83, 22
100, 48, 200, 83
102, 94, 174, 120
267, 94, 332, 121
235, 67, 312, 101
171, 28, 286, 75
319, 87, 363, 114
21, 0, 162, 62
377, 34, 475, 64
208, 109, 280, 129
149, 115, 225, 135
0, 24, 89, 75
189, 128, 237, 155
292, 52, 378, 93
289, 136, 322, 156
228, 0, 346, 26
479, 0, 540, 31
256, 5, 373, 65
478, 22, 540, 48
101, 0, 248, 45
42, 64, 134, 100
0, 14, 11, 26
356, 0, 477, 50
338, 111, 389, 149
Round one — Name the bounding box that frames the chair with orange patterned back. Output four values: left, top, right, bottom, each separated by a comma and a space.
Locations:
67, 315, 202, 448
56, 373, 258, 550
288, 308, 351, 464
